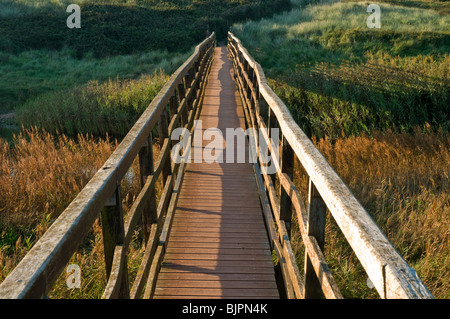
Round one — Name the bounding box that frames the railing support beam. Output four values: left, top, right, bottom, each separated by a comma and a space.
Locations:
101, 185, 130, 298
304, 178, 327, 299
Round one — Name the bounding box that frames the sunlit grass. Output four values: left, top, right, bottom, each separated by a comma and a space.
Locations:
289, 128, 450, 298
15, 71, 170, 139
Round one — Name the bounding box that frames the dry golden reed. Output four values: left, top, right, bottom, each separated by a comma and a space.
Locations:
0, 128, 162, 297
299, 128, 449, 298
0, 128, 117, 228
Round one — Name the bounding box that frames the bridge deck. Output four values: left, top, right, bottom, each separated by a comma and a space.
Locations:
154, 46, 279, 299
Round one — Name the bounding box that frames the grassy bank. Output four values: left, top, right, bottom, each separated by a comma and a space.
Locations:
0, 0, 292, 57
233, 0, 449, 139
16, 71, 169, 139
0, 47, 190, 114
1, 0, 292, 133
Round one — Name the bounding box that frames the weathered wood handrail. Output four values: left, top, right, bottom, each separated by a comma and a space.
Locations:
228, 32, 433, 299
0, 33, 215, 299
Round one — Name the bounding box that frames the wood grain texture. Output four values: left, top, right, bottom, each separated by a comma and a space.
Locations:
154, 46, 278, 299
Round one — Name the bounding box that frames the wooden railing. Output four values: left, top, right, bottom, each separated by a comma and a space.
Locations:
0, 33, 215, 299
227, 32, 433, 299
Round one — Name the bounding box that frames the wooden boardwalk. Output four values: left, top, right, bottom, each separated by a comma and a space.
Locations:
154, 46, 279, 299
0, 33, 432, 300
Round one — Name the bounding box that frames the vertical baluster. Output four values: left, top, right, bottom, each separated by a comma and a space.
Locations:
279, 135, 294, 229
158, 109, 171, 182
185, 70, 194, 131
101, 185, 130, 298
178, 83, 188, 127
194, 61, 201, 100
267, 108, 278, 187
168, 95, 179, 148
138, 134, 157, 242
304, 178, 327, 298
258, 92, 268, 126
254, 75, 260, 121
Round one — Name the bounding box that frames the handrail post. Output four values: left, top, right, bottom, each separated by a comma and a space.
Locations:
158, 109, 171, 182
268, 108, 279, 189
168, 95, 179, 148
139, 133, 157, 242
101, 185, 130, 298
185, 69, 194, 112
304, 178, 327, 298
279, 135, 294, 229
178, 83, 188, 127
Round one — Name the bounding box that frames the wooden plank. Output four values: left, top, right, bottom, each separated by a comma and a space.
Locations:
172, 217, 265, 224
102, 245, 129, 299
166, 242, 270, 250
304, 235, 343, 299
170, 228, 266, 235
168, 232, 267, 239
159, 266, 275, 274
101, 186, 129, 299
171, 219, 266, 227
162, 259, 274, 268
172, 212, 263, 219
177, 197, 261, 203
156, 280, 277, 289
158, 272, 276, 282
166, 248, 272, 261
130, 223, 158, 299
154, 295, 278, 299
174, 206, 260, 211
154, 288, 279, 297
305, 179, 327, 299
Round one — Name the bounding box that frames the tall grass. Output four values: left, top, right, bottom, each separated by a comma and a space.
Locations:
0, 47, 188, 113
15, 71, 169, 139
289, 128, 450, 298
232, 1, 449, 139
270, 52, 449, 139
0, 128, 157, 297
0, 129, 116, 285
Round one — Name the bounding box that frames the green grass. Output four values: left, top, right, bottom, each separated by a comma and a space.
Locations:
233, 1, 450, 67
343, 0, 450, 15
232, 0, 450, 139
0, 48, 191, 113
0, 0, 292, 57
0, 0, 292, 135
16, 71, 169, 139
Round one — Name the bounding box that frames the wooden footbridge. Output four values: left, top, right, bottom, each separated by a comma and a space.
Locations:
0, 33, 433, 299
